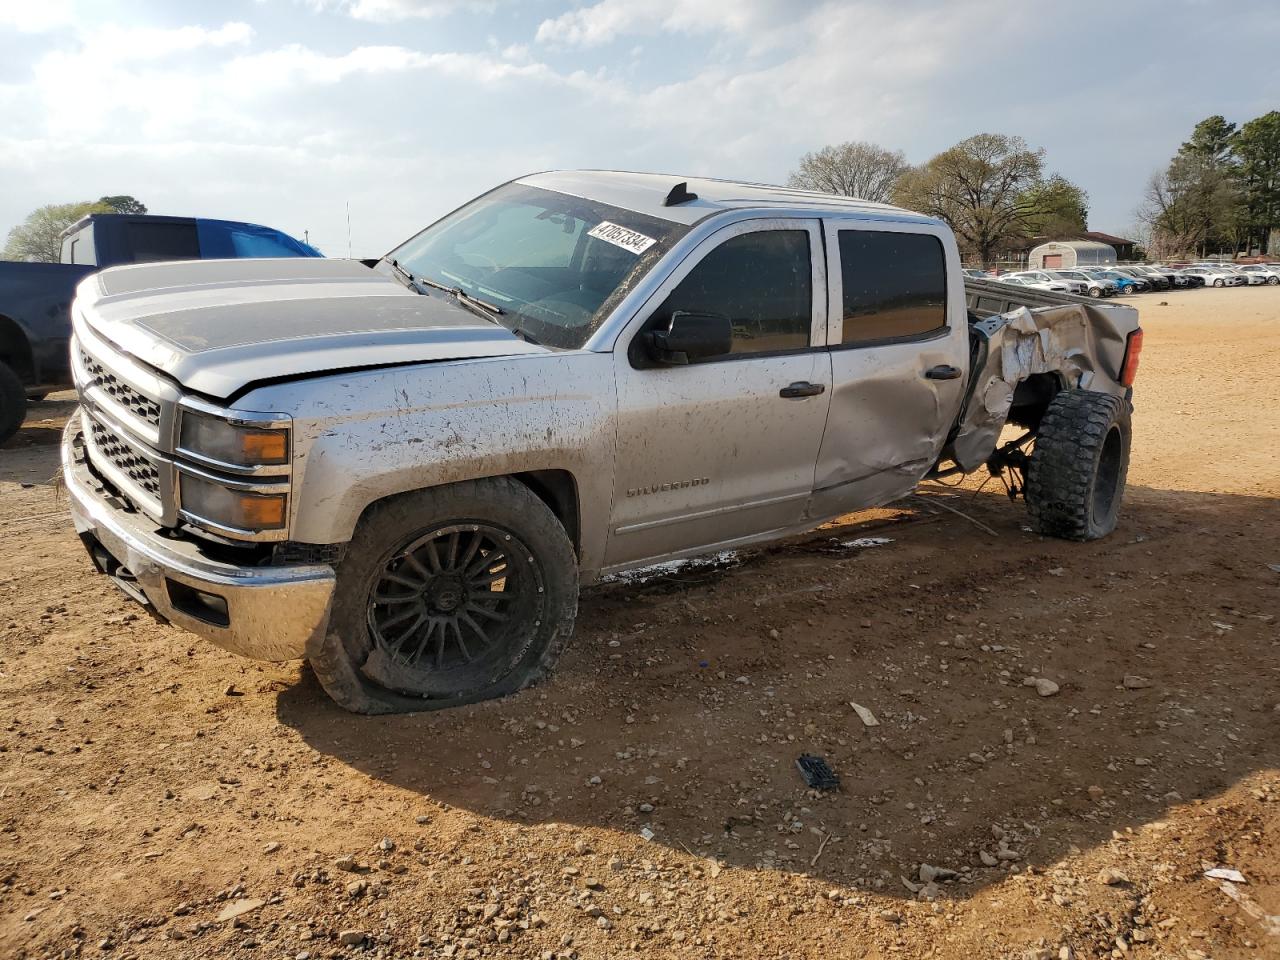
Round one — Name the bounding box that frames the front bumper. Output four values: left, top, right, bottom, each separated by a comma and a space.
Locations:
62, 420, 335, 661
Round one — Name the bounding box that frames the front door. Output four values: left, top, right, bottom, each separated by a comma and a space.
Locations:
606, 219, 831, 569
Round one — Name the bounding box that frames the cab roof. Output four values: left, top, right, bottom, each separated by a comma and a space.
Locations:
517, 169, 938, 227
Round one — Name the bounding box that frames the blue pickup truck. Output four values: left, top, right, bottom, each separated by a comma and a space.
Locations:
0, 213, 320, 442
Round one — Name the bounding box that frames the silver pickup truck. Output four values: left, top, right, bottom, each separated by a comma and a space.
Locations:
61, 171, 1143, 713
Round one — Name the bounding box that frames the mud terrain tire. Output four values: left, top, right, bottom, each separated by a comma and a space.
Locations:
1025, 389, 1131, 541
309, 477, 578, 714
0, 362, 27, 446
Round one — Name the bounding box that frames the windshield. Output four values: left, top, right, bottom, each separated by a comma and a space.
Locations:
386, 183, 690, 349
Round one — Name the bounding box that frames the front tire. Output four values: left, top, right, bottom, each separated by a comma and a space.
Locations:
1025, 389, 1131, 542
0, 361, 27, 446
309, 478, 578, 714
1214, 278, 1224, 287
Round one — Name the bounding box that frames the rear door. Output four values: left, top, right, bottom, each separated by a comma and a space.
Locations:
809, 220, 969, 518
606, 219, 831, 568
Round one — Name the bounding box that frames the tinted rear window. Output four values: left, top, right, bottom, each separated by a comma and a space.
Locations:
838, 230, 947, 345
125, 221, 200, 263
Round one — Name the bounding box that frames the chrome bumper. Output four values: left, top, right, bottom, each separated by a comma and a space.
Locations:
62, 420, 335, 661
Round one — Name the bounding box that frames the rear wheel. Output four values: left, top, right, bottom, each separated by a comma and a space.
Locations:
1025, 389, 1131, 541
1214, 278, 1225, 287
309, 477, 578, 714
1268, 276, 1279, 285
1088, 286, 1102, 298
0, 361, 27, 445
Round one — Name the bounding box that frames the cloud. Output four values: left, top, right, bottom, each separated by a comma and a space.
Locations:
534, 0, 786, 47
302, 0, 498, 21
0, 0, 75, 32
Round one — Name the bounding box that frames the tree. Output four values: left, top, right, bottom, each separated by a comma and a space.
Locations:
892, 133, 1045, 264
1019, 175, 1089, 237
1138, 154, 1241, 258
787, 141, 908, 203
98, 195, 148, 215
2, 201, 115, 263
1234, 111, 1280, 254
1180, 115, 1238, 167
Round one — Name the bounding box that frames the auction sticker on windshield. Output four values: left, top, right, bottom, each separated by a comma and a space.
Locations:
587, 221, 657, 255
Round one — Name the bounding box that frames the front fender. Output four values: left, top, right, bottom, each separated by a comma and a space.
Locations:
247, 352, 618, 574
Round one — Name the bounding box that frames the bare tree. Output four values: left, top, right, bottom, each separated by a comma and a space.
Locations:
892, 134, 1045, 265
787, 141, 908, 203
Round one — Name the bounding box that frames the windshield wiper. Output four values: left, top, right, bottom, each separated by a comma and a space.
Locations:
385, 258, 504, 316
413, 272, 505, 318
385, 257, 427, 294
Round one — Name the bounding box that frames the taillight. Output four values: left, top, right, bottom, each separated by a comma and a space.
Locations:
1120, 328, 1143, 386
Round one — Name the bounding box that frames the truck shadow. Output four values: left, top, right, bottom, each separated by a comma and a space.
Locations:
0, 397, 77, 486
276, 484, 1280, 897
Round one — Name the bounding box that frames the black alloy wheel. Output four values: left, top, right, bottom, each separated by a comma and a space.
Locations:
365, 522, 543, 695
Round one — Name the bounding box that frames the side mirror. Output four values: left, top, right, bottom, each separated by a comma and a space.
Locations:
646, 310, 733, 365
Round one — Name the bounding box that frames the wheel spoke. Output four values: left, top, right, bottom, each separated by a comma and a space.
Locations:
458, 610, 491, 648
449, 619, 472, 662
402, 550, 432, 579
466, 601, 508, 623
444, 531, 460, 570
382, 570, 423, 591
434, 619, 447, 668
466, 549, 504, 579
468, 568, 510, 589
459, 530, 482, 570
378, 605, 421, 630
404, 617, 439, 664
388, 613, 425, 651
422, 538, 443, 573
471, 588, 515, 606
372, 590, 417, 604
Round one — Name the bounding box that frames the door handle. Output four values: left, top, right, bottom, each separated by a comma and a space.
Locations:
779, 381, 826, 399
924, 364, 962, 381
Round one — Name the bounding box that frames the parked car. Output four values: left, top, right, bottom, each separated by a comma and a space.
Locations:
1089, 269, 1143, 295
1048, 269, 1115, 298
61, 170, 1142, 713
1132, 264, 1183, 288
1117, 266, 1169, 291
999, 274, 1071, 293
1012, 270, 1088, 296
1225, 265, 1266, 286
0, 213, 321, 443
1104, 268, 1153, 292
963, 268, 990, 279
1237, 264, 1280, 285
1182, 265, 1244, 287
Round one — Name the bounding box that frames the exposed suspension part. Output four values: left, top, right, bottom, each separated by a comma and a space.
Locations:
985, 430, 1034, 500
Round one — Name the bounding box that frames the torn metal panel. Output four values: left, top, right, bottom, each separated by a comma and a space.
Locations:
952, 301, 1138, 471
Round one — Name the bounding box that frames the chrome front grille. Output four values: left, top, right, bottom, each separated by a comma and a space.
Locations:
88, 417, 161, 499
79, 346, 162, 426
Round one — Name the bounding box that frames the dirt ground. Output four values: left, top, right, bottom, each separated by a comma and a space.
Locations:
1, 287, 1277, 960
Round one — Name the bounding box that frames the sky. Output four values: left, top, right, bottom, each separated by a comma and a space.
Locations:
1, 0, 1277, 257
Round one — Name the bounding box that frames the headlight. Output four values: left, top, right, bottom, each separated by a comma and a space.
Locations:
180, 473, 287, 531
180, 412, 289, 466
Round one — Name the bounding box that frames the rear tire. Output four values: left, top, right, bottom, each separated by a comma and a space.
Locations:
1214, 278, 1224, 287
1088, 286, 1102, 298
0, 361, 27, 446
1025, 389, 1131, 542
308, 477, 578, 714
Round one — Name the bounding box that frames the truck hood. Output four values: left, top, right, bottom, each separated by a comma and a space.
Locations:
75, 257, 547, 398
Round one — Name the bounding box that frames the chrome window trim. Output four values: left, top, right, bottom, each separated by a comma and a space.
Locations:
611, 216, 830, 362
